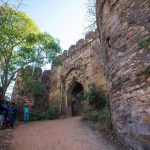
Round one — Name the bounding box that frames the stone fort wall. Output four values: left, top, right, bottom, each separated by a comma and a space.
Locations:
96, 0, 150, 149
12, 0, 150, 148
12, 30, 107, 117
12, 67, 50, 118
48, 30, 107, 116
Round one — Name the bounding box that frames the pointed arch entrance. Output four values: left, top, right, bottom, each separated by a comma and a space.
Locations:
66, 81, 84, 116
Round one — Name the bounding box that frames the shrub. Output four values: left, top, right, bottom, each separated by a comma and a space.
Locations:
79, 86, 107, 109
30, 107, 59, 121
82, 106, 110, 122
82, 105, 112, 130
83, 109, 99, 121
81, 87, 111, 128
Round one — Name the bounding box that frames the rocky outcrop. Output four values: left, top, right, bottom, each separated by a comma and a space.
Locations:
96, 0, 150, 149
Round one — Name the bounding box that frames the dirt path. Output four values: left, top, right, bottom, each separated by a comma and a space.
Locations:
10, 117, 116, 150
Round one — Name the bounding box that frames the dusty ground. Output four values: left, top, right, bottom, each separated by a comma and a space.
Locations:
0, 128, 12, 150
10, 117, 116, 150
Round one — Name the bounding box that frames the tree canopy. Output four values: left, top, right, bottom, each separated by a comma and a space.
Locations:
0, 5, 62, 94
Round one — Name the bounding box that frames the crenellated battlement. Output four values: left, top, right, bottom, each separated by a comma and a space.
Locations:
59, 30, 99, 61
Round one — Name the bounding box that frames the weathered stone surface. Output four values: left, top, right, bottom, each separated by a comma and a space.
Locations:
49, 31, 107, 117
11, 1, 150, 149
12, 67, 49, 119
96, 0, 150, 149
12, 30, 107, 119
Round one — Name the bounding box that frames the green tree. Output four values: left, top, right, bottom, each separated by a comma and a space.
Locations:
0, 5, 62, 94
21, 66, 45, 96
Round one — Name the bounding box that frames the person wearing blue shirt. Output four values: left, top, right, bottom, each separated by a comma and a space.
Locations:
23, 105, 30, 122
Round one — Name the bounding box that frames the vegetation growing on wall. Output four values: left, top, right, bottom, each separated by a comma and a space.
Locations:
85, 86, 106, 109
21, 66, 45, 96
79, 86, 110, 127
139, 37, 150, 51
80, 87, 111, 129
139, 37, 150, 87
77, 86, 107, 109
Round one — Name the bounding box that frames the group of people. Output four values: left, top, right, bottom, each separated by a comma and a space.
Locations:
0, 98, 30, 129
0, 98, 17, 129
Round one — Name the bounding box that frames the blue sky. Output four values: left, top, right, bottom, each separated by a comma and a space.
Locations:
20, 0, 88, 50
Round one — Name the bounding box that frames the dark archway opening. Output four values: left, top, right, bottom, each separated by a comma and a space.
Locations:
71, 82, 84, 116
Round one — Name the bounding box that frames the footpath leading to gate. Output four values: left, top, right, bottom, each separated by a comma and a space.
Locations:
10, 117, 116, 150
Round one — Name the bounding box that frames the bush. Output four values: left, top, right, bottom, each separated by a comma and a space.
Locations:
83, 109, 99, 121
82, 104, 112, 130
80, 86, 107, 109
82, 106, 110, 123
80, 86, 111, 128
30, 107, 59, 121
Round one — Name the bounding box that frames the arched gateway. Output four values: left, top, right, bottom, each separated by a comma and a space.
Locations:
12, 30, 107, 118
61, 67, 86, 117
46, 31, 107, 117
65, 81, 84, 116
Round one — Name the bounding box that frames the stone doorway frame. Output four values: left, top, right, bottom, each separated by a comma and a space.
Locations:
60, 67, 86, 117
65, 80, 84, 117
